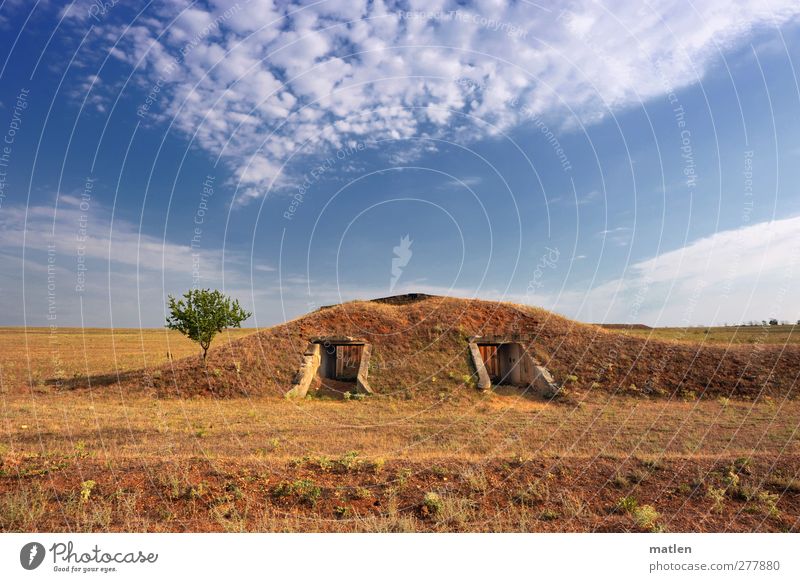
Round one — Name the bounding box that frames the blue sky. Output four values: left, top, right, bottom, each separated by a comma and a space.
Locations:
1, 0, 799, 327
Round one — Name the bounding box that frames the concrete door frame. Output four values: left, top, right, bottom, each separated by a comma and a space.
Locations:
286, 337, 374, 398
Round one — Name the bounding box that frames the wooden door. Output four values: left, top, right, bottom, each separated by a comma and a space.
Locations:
479, 344, 499, 381
335, 344, 362, 380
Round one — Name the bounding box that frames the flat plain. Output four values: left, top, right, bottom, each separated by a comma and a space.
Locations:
1, 322, 799, 532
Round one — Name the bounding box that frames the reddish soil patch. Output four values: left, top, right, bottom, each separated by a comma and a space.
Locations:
2, 454, 797, 532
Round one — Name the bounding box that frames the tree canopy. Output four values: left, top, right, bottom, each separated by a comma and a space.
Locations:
165, 289, 251, 360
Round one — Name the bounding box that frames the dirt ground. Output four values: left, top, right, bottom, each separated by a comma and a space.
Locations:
2, 391, 798, 532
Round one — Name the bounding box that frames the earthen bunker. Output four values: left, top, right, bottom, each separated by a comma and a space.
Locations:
467, 335, 558, 394
286, 337, 373, 398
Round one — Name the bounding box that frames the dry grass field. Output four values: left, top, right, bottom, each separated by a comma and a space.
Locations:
0, 326, 255, 392
2, 307, 799, 532
609, 324, 800, 345
2, 390, 799, 532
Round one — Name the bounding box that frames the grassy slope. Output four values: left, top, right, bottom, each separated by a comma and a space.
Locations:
123, 296, 800, 399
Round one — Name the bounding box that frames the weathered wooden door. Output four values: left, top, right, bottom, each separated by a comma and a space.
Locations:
335, 344, 362, 380
479, 344, 500, 381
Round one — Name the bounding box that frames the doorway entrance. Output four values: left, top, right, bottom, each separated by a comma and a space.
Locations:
320, 342, 364, 381
477, 342, 526, 385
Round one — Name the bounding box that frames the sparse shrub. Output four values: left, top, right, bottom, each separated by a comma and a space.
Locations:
338, 451, 362, 472
80, 480, 96, 503
559, 492, 585, 518
0, 484, 48, 530
617, 496, 638, 513
271, 482, 293, 498
188, 482, 207, 499
565, 374, 579, 384
333, 505, 351, 519
436, 495, 478, 528
513, 481, 550, 506
641, 458, 663, 472
272, 479, 322, 506
539, 509, 559, 521
707, 486, 726, 513
627, 468, 649, 485
462, 467, 488, 493
756, 491, 780, 518
422, 492, 443, 516
729, 484, 759, 502
395, 468, 413, 488
632, 505, 660, 530
431, 465, 449, 478
366, 457, 386, 474
718, 396, 730, 407
612, 473, 630, 489
732, 457, 752, 475
350, 486, 372, 500
74, 441, 88, 458
722, 470, 740, 490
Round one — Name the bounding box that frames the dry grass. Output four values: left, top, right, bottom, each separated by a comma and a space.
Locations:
2, 390, 799, 531
609, 324, 800, 345
0, 327, 256, 393
2, 392, 799, 461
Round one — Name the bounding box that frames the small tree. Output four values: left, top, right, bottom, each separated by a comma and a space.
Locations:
165, 289, 251, 361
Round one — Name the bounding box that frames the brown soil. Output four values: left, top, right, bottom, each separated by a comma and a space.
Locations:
3, 453, 797, 532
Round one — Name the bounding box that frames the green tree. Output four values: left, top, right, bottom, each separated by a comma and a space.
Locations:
165, 289, 251, 361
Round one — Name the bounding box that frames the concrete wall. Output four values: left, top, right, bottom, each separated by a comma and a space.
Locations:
286, 340, 373, 397
468, 341, 492, 391
355, 343, 373, 394
285, 343, 321, 398
468, 337, 558, 395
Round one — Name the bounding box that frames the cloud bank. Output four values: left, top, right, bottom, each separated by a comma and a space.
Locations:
90, 0, 800, 203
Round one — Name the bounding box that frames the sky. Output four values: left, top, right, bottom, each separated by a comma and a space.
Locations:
0, 0, 799, 328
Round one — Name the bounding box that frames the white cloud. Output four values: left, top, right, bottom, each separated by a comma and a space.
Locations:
97, 0, 800, 203
552, 215, 800, 325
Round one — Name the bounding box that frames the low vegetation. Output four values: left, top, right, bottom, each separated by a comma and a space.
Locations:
1, 296, 798, 532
